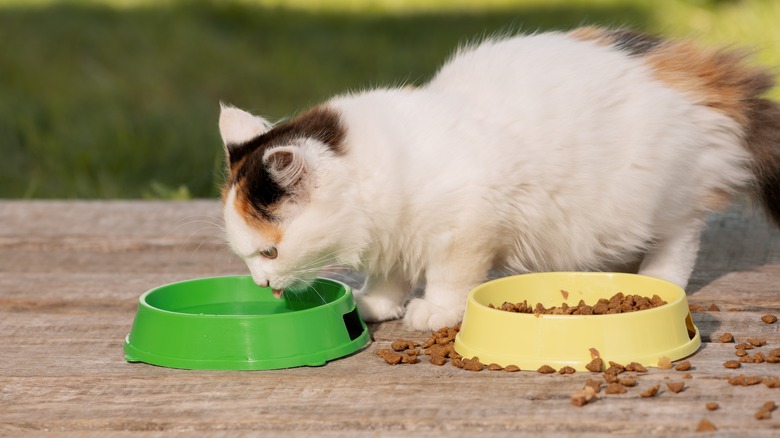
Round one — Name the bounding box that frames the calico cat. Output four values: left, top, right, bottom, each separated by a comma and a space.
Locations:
218, 27, 780, 331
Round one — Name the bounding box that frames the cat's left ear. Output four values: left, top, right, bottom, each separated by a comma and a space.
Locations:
218, 103, 272, 164
263, 145, 310, 192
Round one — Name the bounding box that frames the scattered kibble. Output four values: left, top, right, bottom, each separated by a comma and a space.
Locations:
719, 333, 734, 343
666, 381, 685, 393
747, 338, 767, 347
761, 314, 778, 324
570, 386, 597, 407
696, 419, 717, 432
705, 402, 719, 411
619, 378, 637, 387
625, 362, 648, 373
640, 384, 660, 398
487, 363, 503, 371
586, 358, 604, 372
504, 365, 521, 372
728, 374, 763, 386
537, 365, 556, 374
708, 303, 720, 311
723, 360, 741, 369
559, 366, 576, 375
674, 360, 692, 371
605, 382, 627, 394
657, 356, 672, 370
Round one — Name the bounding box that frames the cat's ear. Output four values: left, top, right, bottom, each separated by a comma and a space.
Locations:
218, 102, 271, 163
263, 145, 309, 191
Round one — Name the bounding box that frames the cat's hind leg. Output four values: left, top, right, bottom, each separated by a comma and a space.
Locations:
354, 271, 409, 323
637, 218, 705, 288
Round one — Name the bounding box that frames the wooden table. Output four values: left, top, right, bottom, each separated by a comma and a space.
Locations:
1, 201, 779, 435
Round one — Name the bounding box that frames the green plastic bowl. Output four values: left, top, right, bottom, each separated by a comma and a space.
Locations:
124, 276, 370, 370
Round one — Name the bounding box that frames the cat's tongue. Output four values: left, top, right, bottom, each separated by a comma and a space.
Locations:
272, 289, 284, 299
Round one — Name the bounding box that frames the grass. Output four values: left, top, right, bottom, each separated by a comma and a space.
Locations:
1, 0, 778, 198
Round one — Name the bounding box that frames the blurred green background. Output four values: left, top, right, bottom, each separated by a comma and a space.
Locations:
1, 0, 778, 199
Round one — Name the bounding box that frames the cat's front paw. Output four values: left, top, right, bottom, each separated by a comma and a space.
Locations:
403, 298, 463, 331
354, 293, 405, 323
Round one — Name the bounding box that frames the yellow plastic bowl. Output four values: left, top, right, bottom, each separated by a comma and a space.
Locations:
454, 272, 700, 371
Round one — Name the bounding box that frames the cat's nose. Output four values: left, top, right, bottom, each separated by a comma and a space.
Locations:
252, 274, 270, 288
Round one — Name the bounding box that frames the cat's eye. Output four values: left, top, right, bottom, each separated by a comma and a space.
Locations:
258, 246, 278, 259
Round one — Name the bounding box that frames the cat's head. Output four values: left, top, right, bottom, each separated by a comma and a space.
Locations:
218, 103, 357, 293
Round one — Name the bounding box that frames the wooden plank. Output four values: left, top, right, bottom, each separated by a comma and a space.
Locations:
1, 201, 780, 434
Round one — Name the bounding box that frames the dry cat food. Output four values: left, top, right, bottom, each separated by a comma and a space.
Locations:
657, 356, 673, 370
537, 365, 556, 374
719, 332, 734, 343
695, 419, 717, 432
723, 360, 741, 369
570, 386, 597, 407
754, 401, 776, 420
605, 382, 627, 395
666, 381, 685, 394
761, 314, 778, 324
585, 357, 604, 372
559, 366, 576, 375
705, 402, 719, 411
674, 360, 692, 371
727, 374, 763, 386
489, 292, 667, 315
639, 384, 660, 398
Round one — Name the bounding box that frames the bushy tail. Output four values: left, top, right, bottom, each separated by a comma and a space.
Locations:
746, 98, 780, 227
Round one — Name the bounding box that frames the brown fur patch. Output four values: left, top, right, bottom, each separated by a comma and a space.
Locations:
569, 26, 609, 43
744, 98, 780, 226
645, 42, 775, 126
232, 185, 284, 244
222, 105, 346, 222
569, 27, 663, 56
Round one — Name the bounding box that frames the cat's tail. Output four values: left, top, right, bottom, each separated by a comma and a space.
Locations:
745, 97, 780, 228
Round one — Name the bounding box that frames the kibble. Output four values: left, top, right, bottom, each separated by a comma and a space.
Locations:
696, 419, 717, 432
504, 365, 521, 372
666, 381, 685, 393
723, 360, 741, 369
586, 357, 604, 372
570, 386, 597, 407
728, 374, 763, 386
625, 362, 648, 373
537, 365, 556, 374
430, 355, 447, 366
640, 384, 660, 398
619, 378, 637, 387
487, 363, 503, 371
719, 333, 734, 343
764, 377, 780, 388
657, 356, 673, 370
705, 402, 719, 411
559, 366, 576, 375
761, 314, 778, 324
605, 382, 627, 394
747, 338, 767, 347
462, 356, 485, 372
674, 360, 692, 371
708, 303, 720, 311
585, 378, 602, 393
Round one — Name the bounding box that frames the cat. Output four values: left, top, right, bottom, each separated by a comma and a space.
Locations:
218, 26, 780, 331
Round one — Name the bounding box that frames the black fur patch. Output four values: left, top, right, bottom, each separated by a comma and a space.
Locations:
608, 29, 664, 57
226, 106, 346, 220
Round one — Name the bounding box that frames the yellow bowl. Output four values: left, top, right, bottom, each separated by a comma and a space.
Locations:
454, 272, 700, 371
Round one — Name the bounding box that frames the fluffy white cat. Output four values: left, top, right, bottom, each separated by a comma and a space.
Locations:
219, 27, 780, 330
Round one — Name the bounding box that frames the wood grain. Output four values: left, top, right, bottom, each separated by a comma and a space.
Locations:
1, 201, 779, 434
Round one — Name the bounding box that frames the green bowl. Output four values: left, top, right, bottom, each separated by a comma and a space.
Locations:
124, 276, 370, 370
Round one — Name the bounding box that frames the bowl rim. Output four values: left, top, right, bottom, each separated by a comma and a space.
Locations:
137, 275, 352, 319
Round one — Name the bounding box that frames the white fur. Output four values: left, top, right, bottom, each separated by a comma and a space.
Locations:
221, 32, 754, 330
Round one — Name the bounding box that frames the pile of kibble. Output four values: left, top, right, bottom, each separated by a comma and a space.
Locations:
375, 306, 780, 432
489, 291, 667, 315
